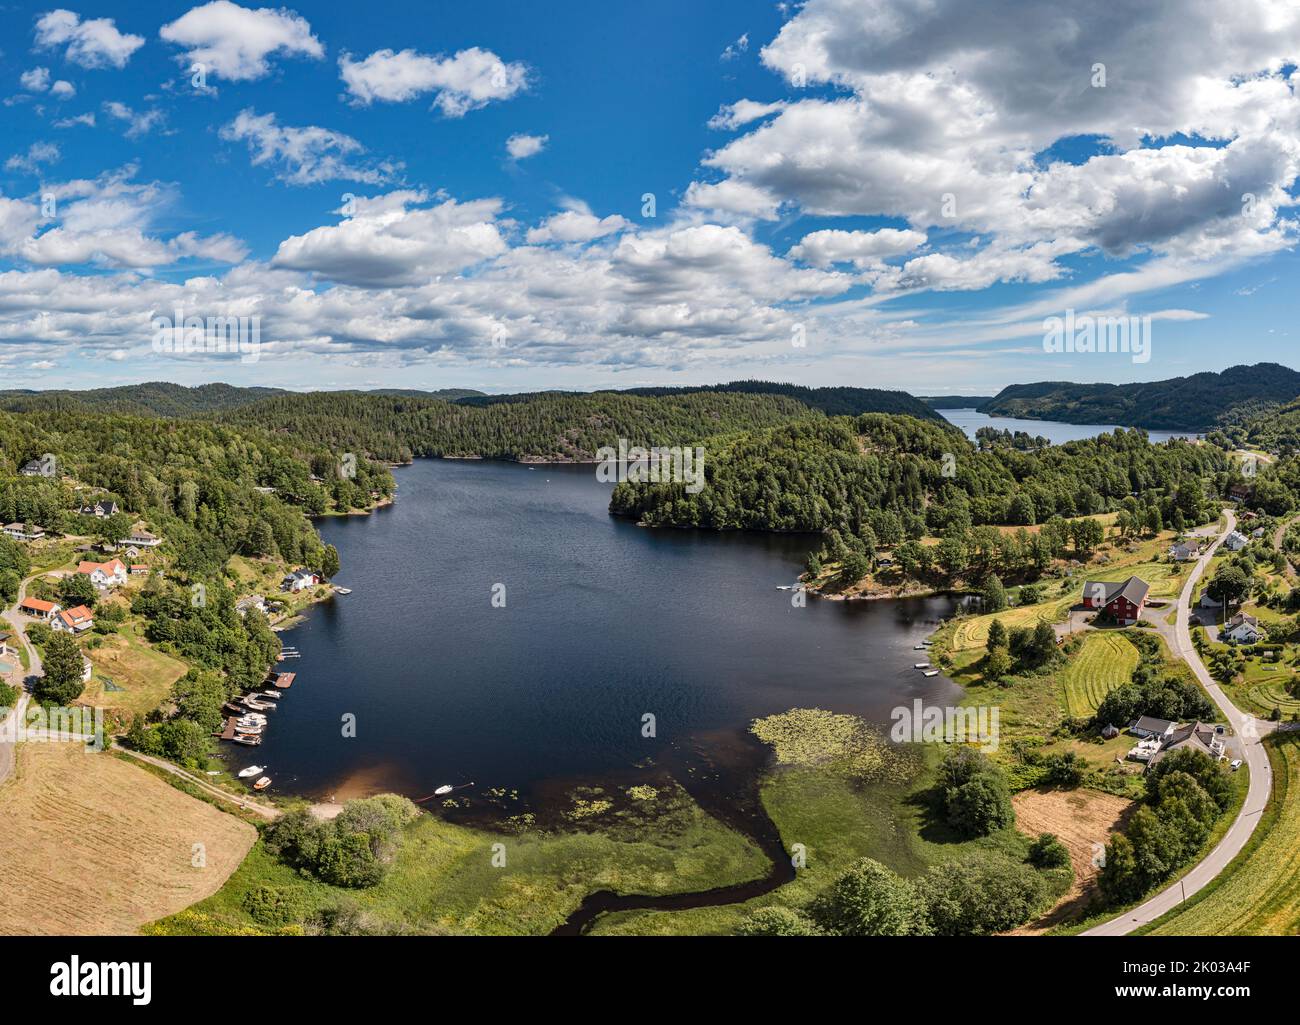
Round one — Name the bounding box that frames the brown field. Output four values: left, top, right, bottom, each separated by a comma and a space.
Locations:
1010, 786, 1136, 933
0, 742, 256, 935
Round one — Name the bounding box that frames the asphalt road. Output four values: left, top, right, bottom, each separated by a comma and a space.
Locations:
1084, 509, 1274, 935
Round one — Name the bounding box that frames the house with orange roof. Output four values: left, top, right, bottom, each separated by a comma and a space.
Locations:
52, 605, 94, 634
76, 558, 127, 590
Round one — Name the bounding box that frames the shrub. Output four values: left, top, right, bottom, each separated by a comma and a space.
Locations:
809, 859, 931, 936
737, 907, 824, 936
1028, 832, 1071, 870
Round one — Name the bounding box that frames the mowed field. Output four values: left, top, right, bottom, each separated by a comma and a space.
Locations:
0, 743, 255, 934
1062, 633, 1140, 717
951, 556, 1183, 653
1148, 731, 1300, 936
83, 630, 188, 716
1011, 786, 1136, 932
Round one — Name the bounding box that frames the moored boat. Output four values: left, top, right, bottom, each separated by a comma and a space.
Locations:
237, 765, 264, 778
252, 777, 272, 790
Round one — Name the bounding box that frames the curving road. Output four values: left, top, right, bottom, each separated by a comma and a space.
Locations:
1084, 509, 1273, 935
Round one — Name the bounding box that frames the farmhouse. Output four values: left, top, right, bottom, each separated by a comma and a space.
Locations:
1081, 575, 1150, 625
1169, 540, 1200, 562
78, 500, 119, 518
76, 559, 128, 590
18, 597, 60, 620
2, 523, 46, 542
1223, 612, 1265, 644
282, 569, 320, 593
1223, 530, 1249, 552
1150, 722, 1227, 765
52, 605, 94, 634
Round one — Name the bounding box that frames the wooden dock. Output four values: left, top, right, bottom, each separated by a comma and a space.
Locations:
267, 671, 296, 690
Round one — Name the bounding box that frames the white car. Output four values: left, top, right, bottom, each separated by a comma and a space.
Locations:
1230, 759, 1243, 771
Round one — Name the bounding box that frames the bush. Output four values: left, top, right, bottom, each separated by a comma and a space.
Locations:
737, 907, 824, 936
809, 858, 931, 936
1028, 832, 1071, 870
242, 885, 308, 928
939, 747, 1014, 838
922, 854, 1048, 935
262, 795, 419, 889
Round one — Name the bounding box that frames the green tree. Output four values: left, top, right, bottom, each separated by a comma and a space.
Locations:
982, 574, 1008, 612
810, 858, 931, 936
36, 632, 85, 704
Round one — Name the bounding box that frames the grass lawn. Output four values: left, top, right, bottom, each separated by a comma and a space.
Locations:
1062, 632, 1140, 717
148, 781, 771, 936
1142, 732, 1298, 935
82, 628, 188, 716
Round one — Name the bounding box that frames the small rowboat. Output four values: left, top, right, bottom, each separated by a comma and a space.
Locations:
252, 777, 272, 791
914, 662, 930, 669
923, 670, 940, 677
237, 765, 264, 778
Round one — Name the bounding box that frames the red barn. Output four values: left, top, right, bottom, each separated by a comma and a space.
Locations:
1081, 575, 1150, 625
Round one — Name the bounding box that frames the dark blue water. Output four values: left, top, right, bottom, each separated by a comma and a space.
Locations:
940, 408, 1201, 444
249, 460, 962, 800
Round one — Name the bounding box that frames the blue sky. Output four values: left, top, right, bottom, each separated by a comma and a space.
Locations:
0, 0, 1297, 394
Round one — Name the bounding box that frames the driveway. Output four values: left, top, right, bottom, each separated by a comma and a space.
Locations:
0, 574, 46, 786
1084, 509, 1275, 935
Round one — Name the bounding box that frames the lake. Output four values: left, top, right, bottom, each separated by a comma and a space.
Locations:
939, 408, 1201, 445
248, 459, 964, 802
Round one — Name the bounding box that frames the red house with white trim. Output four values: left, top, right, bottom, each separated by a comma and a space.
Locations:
1082, 575, 1150, 626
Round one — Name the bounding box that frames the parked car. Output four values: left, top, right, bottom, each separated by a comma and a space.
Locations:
1231, 759, 1243, 771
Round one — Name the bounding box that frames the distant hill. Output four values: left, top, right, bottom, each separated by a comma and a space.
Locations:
0, 382, 287, 417
920, 395, 996, 409
619, 380, 944, 421
979, 364, 1300, 430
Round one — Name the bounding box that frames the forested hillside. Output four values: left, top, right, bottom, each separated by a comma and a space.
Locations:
0, 410, 393, 577
610, 413, 1231, 535
619, 381, 943, 420
980, 364, 1300, 430
214, 390, 834, 463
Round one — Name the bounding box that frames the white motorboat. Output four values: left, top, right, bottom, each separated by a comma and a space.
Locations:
237, 765, 264, 778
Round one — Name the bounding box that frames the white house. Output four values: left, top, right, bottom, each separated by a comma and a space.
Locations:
1223, 530, 1249, 552
236, 594, 269, 617
18, 459, 45, 476
1223, 612, 1265, 644
1151, 722, 1227, 765
126, 528, 161, 548
2, 522, 46, 542
1129, 716, 1177, 741
76, 558, 127, 590
1169, 540, 1200, 562
52, 605, 94, 634
282, 570, 319, 593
